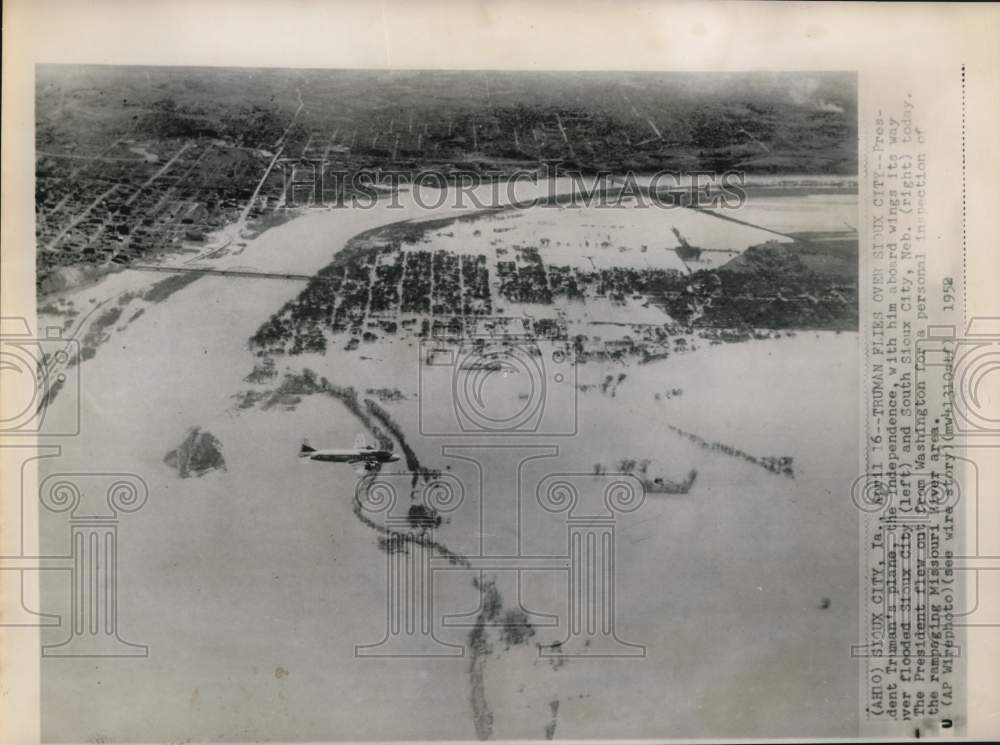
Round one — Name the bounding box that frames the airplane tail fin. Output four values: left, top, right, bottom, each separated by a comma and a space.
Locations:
300, 439, 316, 456
353, 433, 368, 450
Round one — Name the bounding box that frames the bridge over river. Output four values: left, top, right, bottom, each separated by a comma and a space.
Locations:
129, 264, 313, 282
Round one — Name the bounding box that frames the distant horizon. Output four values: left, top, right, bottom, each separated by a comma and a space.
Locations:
36, 62, 857, 76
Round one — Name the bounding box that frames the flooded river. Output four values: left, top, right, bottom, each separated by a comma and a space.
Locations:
37, 181, 859, 740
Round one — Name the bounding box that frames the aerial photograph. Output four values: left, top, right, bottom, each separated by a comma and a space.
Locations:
34, 66, 858, 741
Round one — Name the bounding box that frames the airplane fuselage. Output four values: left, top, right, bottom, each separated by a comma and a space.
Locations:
303, 448, 400, 464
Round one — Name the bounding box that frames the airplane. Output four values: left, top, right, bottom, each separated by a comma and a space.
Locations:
299, 433, 401, 474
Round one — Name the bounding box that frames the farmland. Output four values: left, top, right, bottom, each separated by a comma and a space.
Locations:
36, 66, 856, 287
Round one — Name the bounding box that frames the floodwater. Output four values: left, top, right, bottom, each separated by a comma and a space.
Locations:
705, 193, 858, 234
406, 196, 784, 276
37, 182, 859, 741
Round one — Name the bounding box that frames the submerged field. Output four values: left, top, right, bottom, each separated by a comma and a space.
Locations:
37, 182, 859, 740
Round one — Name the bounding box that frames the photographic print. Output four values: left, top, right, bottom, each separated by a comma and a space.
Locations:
29, 65, 861, 740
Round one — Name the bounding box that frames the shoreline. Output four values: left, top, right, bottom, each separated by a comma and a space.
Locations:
36, 176, 855, 300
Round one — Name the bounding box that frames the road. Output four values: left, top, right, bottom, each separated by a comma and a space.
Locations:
124, 141, 194, 206
43, 184, 121, 251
